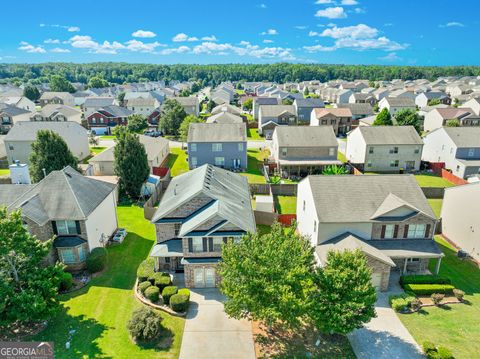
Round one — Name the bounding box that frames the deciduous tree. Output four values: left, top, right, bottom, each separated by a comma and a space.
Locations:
23, 85, 40, 101
49, 75, 75, 93
394, 109, 422, 134
126, 114, 148, 133
159, 99, 187, 136
88, 76, 109, 89
179, 115, 202, 142
373, 108, 392, 126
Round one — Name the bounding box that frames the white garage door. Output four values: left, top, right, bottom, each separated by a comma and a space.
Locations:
371, 272, 382, 290
193, 268, 216, 288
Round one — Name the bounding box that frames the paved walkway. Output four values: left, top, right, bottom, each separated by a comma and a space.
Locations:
348, 273, 424, 359
179, 288, 255, 359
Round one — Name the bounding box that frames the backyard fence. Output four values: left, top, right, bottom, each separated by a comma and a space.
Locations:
250, 183, 298, 196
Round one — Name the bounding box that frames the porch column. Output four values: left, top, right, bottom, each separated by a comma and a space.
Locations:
403, 258, 408, 274
435, 257, 442, 275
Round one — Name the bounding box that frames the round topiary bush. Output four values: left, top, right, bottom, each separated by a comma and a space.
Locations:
161, 286, 178, 305
169, 294, 189, 312
138, 281, 152, 294
148, 272, 171, 290
58, 271, 73, 292
178, 288, 190, 301
453, 288, 465, 301
144, 286, 160, 302
86, 247, 108, 273
137, 258, 155, 282
127, 307, 162, 342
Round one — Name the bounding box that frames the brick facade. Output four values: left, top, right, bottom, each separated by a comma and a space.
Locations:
371, 213, 436, 240
184, 263, 221, 288
365, 254, 391, 292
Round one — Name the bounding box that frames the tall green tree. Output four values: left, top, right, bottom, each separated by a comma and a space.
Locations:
218, 223, 316, 328
373, 108, 393, 126
29, 130, 79, 182
0, 208, 65, 329
126, 114, 148, 133
88, 76, 109, 89
113, 128, 150, 199
309, 250, 376, 335
49, 75, 75, 93
206, 99, 215, 113
159, 99, 187, 136
242, 98, 253, 111
395, 109, 422, 134
23, 85, 40, 101
179, 115, 202, 142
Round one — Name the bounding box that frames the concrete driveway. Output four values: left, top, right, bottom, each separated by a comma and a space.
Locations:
179, 288, 255, 359
348, 274, 424, 359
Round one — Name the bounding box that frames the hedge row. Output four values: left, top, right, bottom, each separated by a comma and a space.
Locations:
137, 258, 155, 282
403, 284, 455, 295
400, 275, 451, 286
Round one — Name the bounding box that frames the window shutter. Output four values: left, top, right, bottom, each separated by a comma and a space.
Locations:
380, 225, 386, 239
75, 221, 81, 234
202, 238, 208, 252
404, 225, 409, 238
208, 237, 214, 252
52, 221, 58, 235
223, 237, 229, 244
188, 238, 193, 252
393, 225, 399, 238
425, 224, 431, 238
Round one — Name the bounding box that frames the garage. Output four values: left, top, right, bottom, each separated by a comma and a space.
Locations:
193, 267, 216, 288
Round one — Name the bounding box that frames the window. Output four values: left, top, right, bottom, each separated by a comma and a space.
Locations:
408, 224, 426, 238
190, 143, 197, 152
238, 143, 244, 151
212, 143, 222, 152
174, 223, 181, 236
56, 220, 79, 235
414, 148, 420, 154
78, 245, 86, 261
281, 148, 287, 156
390, 160, 399, 167
369, 147, 374, 154
91, 118, 96, 124
213, 237, 223, 252
191, 156, 197, 167
384, 225, 394, 239
191, 238, 203, 252
367, 161, 372, 167
329, 147, 335, 156
214, 157, 225, 167
59, 248, 76, 264
321, 120, 327, 125
330, 119, 336, 125
390, 147, 399, 154
468, 148, 475, 157
8, 144, 14, 151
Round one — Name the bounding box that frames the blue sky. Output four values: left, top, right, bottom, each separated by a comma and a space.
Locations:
1, 0, 479, 65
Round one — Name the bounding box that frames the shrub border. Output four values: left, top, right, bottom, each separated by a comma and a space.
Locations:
133, 279, 187, 317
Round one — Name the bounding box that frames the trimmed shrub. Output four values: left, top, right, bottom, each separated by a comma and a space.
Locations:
403, 284, 455, 295
423, 341, 436, 354
423, 342, 454, 359
162, 286, 178, 305
431, 293, 445, 306
410, 298, 422, 311
137, 258, 155, 282
138, 281, 152, 294
149, 273, 171, 290
436, 346, 454, 359
178, 288, 190, 301
127, 307, 162, 342
453, 288, 465, 301
86, 247, 108, 273
400, 275, 451, 286
58, 271, 73, 292
170, 294, 189, 312
145, 286, 160, 302
148, 272, 170, 284
389, 293, 416, 312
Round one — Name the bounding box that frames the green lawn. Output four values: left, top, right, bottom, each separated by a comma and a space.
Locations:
100, 135, 116, 140
90, 146, 107, 155
246, 127, 262, 141
274, 195, 297, 214
235, 89, 245, 95
415, 174, 454, 188
0, 169, 10, 176
427, 199, 443, 219
239, 148, 269, 184
399, 237, 480, 359
167, 148, 189, 177
32, 205, 185, 358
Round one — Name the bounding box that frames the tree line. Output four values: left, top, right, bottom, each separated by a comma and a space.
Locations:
1, 62, 480, 87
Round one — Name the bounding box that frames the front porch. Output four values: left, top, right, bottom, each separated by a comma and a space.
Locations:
150, 238, 184, 272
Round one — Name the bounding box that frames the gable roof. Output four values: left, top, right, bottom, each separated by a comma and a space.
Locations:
188, 123, 246, 142
382, 97, 416, 107
336, 103, 374, 116
259, 104, 295, 117
305, 174, 435, 223
433, 107, 478, 120
5, 166, 116, 225
274, 126, 337, 147
171, 96, 198, 107
211, 103, 242, 116
5, 121, 87, 142
206, 112, 243, 124
0, 103, 30, 116
35, 104, 81, 118
40, 92, 73, 100
254, 97, 280, 106
151, 164, 255, 233
84, 97, 116, 108
356, 126, 423, 145
312, 108, 352, 118
294, 98, 324, 108
97, 105, 133, 118
441, 127, 480, 147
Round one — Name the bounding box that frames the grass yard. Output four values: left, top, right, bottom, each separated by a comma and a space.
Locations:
100, 135, 116, 140
274, 195, 297, 214
235, 89, 245, 95
398, 236, 480, 359
32, 205, 185, 358
415, 174, 454, 188
427, 198, 443, 219
0, 169, 10, 176
246, 127, 262, 141
239, 148, 269, 184
90, 146, 107, 155
167, 148, 189, 177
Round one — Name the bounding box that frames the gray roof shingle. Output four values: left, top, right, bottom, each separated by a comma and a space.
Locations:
188, 123, 246, 142
274, 126, 338, 147
356, 126, 423, 145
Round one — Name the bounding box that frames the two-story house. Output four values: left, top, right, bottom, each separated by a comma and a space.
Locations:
271, 126, 341, 178
310, 108, 355, 136
293, 98, 324, 123
252, 97, 280, 120
170, 96, 199, 116
187, 123, 247, 170
258, 105, 297, 139
149, 164, 256, 287
422, 127, 480, 179
296, 175, 443, 291
415, 92, 451, 109
378, 97, 416, 115
86, 105, 134, 135
423, 107, 480, 132
0, 104, 31, 134
82, 97, 117, 118
0, 96, 36, 112
39, 92, 75, 107
336, 103, 374, 121
346, 126, 423, 173
30, 104, 82, 123
0, 166, 118, 270
125, 97, 161, 117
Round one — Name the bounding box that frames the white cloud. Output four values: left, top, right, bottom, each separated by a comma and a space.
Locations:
379, 52, 401, 61
294, 25, 307, 30
132, 30, 157, 38
439, 21, 465, 28
201, 35, 218, 41
260, 29, 278, 35
51, 47, 71, 53
125, 40, 164, 52
69, 35, 125, 54
315, 7, 347, 19
319, 24, 378, 39
304, 44, 336, 52
160, 46, 190, 55
67, 26, 80, 32
40, 24, 80, 32
341, 0, 358, 5
315, 0, 332, 3
18, 42, 46, 53
354, 7, 366, 13
263, 39, 274, 43
44, 38, 60, 44
335, 36, 407, 51
172, 33, 199, 42
259, 3, 267, 8
239, 41, 251, 46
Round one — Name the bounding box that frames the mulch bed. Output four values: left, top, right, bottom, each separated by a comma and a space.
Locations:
0, 321, 48, 341
418, 295, 461, 307
60, 271, 92, 294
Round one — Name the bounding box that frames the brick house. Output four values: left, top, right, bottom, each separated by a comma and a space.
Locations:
0, 166, 118, 271
86, 105, 133, 135
150, 164, 256, 288
296, 175, 443, 291
310, 108, 355, 136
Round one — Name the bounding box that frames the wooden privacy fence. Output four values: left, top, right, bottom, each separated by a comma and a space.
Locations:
250, 183, 298, 196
